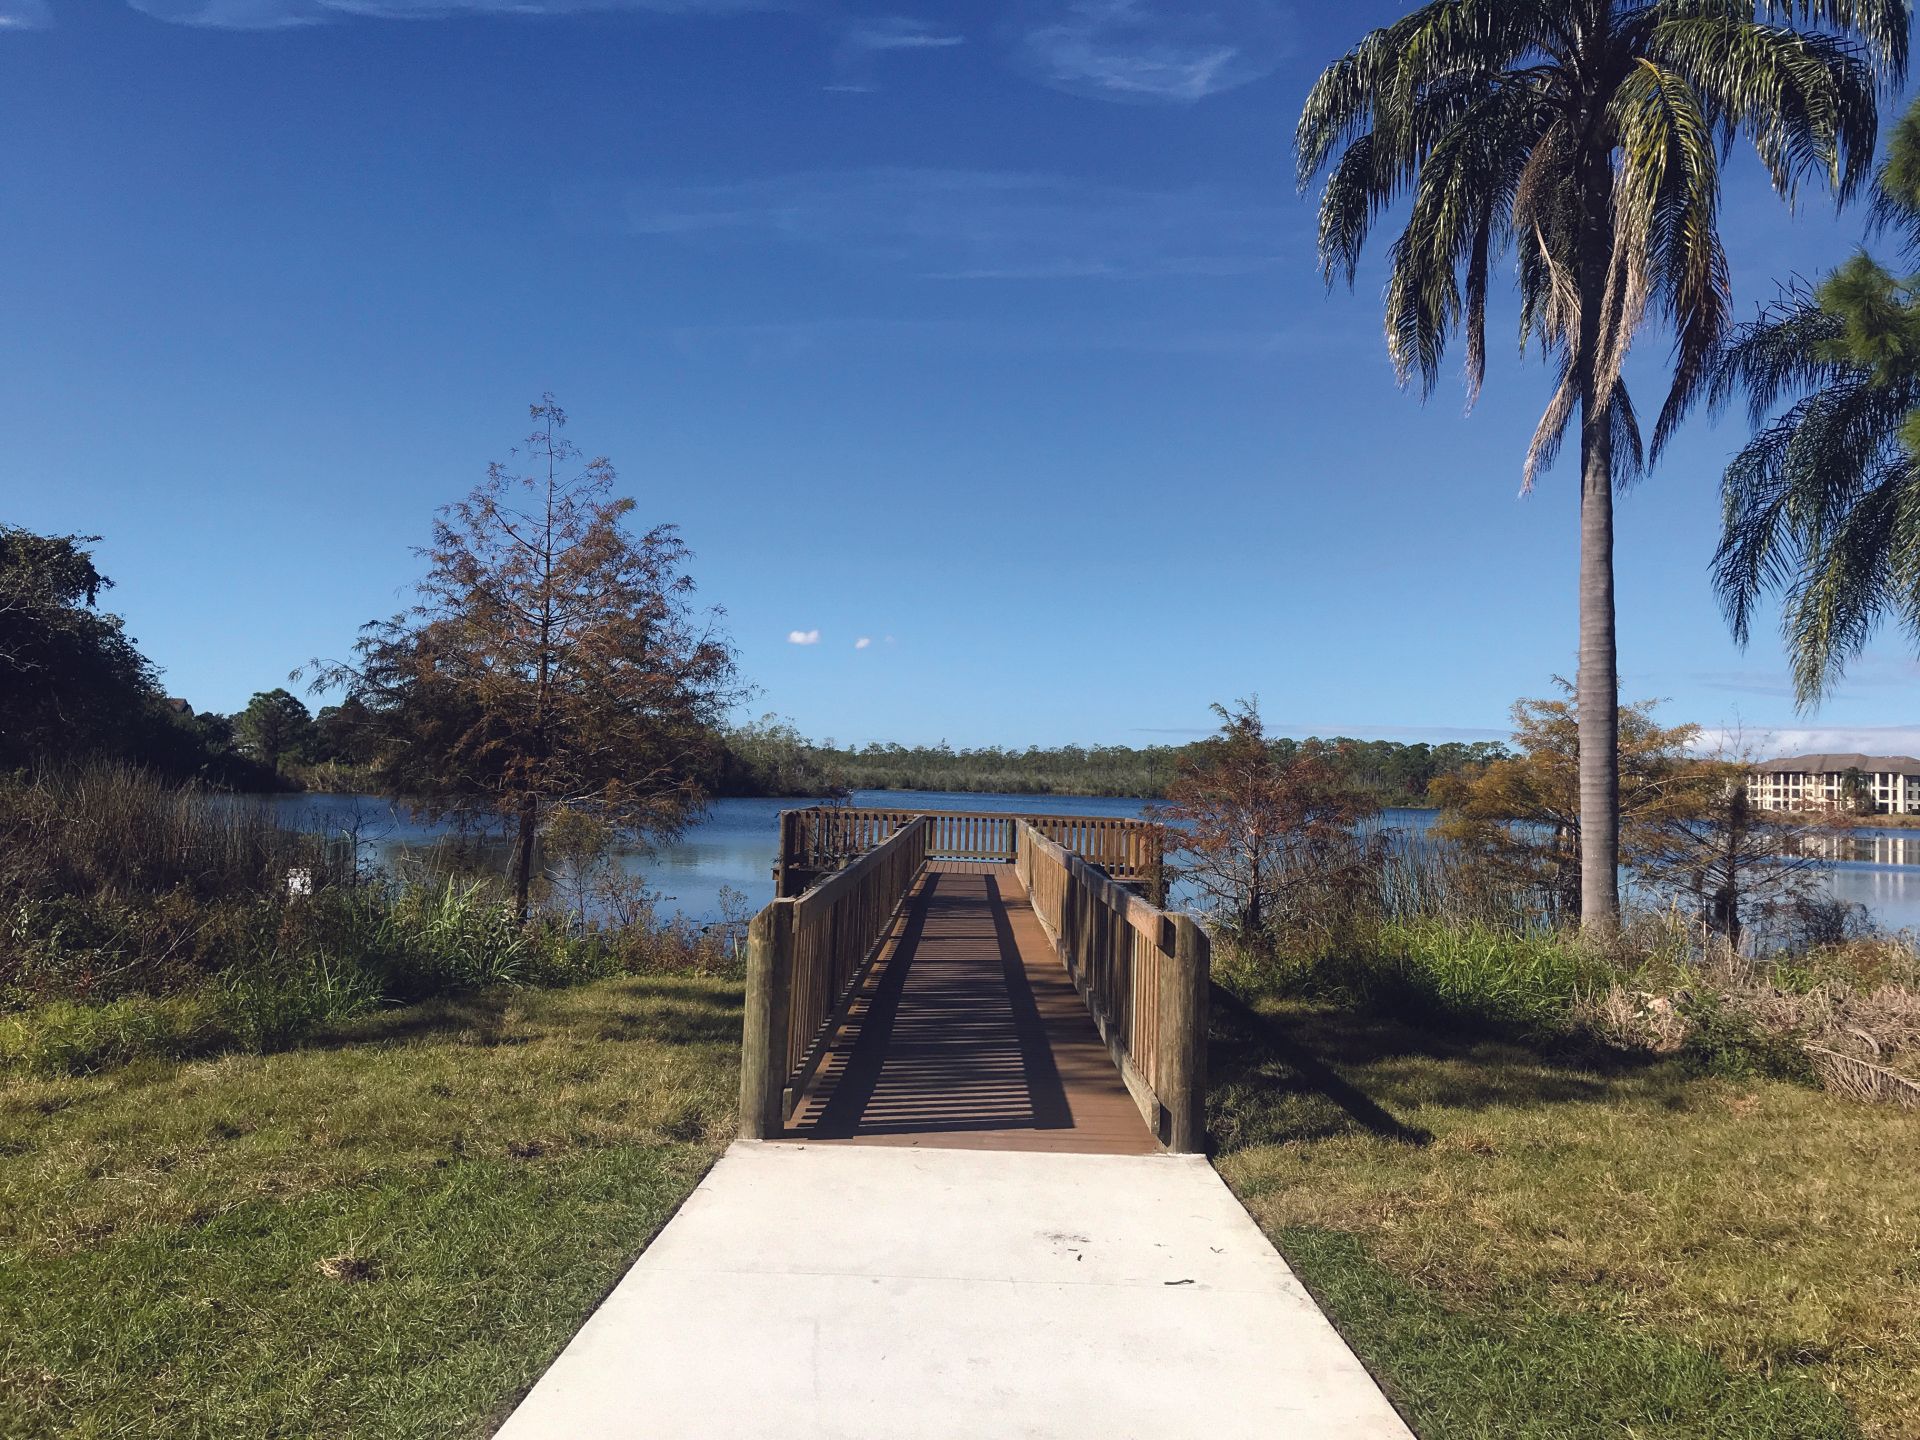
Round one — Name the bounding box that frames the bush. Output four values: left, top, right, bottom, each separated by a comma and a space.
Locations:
1677, 988, 1819, 1083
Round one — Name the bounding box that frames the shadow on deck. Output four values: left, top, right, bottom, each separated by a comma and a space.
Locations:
782, 866, 1159, 1154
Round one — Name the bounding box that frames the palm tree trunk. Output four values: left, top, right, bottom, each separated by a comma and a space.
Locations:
1576, 178, 1622, 935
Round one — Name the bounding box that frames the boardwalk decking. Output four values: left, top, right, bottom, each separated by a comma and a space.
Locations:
782, 864, 1158, 1154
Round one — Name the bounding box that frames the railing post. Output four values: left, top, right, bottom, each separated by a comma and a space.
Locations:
739, 898, 794, 1139
1159, 915, 1210, 1153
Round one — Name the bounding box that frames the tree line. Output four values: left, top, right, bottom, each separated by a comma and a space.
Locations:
712, 715, 1512, 807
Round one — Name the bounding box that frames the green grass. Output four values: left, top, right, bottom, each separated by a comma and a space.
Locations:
1211, 992, 1920, 1440
0, 974, 742, 1439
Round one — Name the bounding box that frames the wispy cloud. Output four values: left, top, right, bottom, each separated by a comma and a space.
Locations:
786, 628, 821, 645
1697, 724, 1920, 759
1687, 656, 1920, 701
123, 0, 774, 29
576, 167, 1291, 280
827, 15, 963, 92
0, 0, 51, 27
1690, 669, 1799, 700
1007, 0, 1292, 104
854, 636, 872, 649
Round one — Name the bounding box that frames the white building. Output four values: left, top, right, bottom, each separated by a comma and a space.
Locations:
1746, 753, 1920, 814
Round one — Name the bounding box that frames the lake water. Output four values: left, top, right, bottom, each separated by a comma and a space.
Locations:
258, 791, 1920, 933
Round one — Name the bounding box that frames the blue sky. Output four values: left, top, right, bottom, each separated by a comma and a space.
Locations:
2, 0, 1916, 754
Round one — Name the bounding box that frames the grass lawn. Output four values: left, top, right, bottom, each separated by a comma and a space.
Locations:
1210, 992, 1920, 1440
0, 974, 742, 1440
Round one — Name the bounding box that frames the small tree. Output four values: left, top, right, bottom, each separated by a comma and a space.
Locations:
1841, 766, 1875, 816
1633, 757, 1828, 949
1430, 684, 1702, 918
313, 396, 739, 919
1154, 699, 1378, 955
234, 688, 316, 772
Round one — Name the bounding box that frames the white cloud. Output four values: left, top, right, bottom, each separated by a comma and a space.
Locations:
844, 16, 960, 51
1006, 0, 1292, 104
1696, 725, 1920, 760
125, 0, 773, 29
587, 167, 1291, 281
0, 0, 52, 28
854, 636, 872, 649
787, 628, 821, 646
828, 15, 963, 91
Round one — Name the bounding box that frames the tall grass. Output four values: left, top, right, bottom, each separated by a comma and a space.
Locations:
0, 765, 741, 1074
0, 763, 348, 902
1214, 829, 1920, 1095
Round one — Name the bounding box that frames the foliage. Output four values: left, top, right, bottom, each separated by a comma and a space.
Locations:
1298, 0, 1902, 928
0, 765, 745, 1072
1712, 97, 1920, 703
746, 733, 1508, 805
310, 396, 740, 917
1429, 684, 1707, 918
233, 687, 317, 771
711, 714, 847, 796
0, 527, 288, 787
0, 527, 157, 768
1155, 699, 1381, 956
1635, 760, 1832, 946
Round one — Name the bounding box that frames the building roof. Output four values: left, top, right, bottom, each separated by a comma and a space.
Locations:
1752, 752, 1920, 776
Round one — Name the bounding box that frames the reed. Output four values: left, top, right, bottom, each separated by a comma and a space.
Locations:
0, 765, 743, 1074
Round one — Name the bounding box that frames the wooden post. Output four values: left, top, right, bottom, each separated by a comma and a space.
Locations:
1159, 915, 1210, 1153
738, 899, 794, 1139
773, 811, 788, 898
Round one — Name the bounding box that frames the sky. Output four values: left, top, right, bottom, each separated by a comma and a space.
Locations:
2, 0, 1917, 755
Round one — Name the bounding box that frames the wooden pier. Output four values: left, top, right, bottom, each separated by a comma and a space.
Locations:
739, 809, 1207, 1155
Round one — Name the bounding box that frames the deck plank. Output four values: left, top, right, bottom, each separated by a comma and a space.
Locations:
782, 866, 1158, 1154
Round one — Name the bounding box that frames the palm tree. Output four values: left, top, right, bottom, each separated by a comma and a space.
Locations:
1298, 1, 1903, 932
1712, 98, 1920, 704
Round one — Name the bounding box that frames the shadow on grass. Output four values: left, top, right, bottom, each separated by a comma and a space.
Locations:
1208, 982, 1683, 1154
317, 976, 744, 1053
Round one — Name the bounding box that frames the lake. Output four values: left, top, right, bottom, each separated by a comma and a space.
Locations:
258, 790, 1920, 933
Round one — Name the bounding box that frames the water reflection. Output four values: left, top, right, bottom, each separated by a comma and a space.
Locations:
1795, 829, 1920, 867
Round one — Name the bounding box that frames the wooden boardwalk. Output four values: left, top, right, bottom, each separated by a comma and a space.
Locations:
781, 863, 1158, 1154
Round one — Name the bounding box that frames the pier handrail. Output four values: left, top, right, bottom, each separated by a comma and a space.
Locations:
1014, 820, 1208, 1151
738, 816, 931, 1138
777, 805, 1163, 898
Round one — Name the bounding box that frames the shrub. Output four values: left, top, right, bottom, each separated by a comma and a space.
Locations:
1677, 989, 1819, 1083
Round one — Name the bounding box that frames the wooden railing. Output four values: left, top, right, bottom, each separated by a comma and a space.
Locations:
776, 805, 1164, 898
1014, 820, 1208, 1152
738, 817, 931, 1138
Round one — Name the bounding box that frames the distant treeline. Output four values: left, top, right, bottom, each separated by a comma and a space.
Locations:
713, 717, 1510, 808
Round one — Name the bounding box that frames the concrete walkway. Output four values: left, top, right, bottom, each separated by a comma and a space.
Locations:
494, 1141, 1415, 1440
